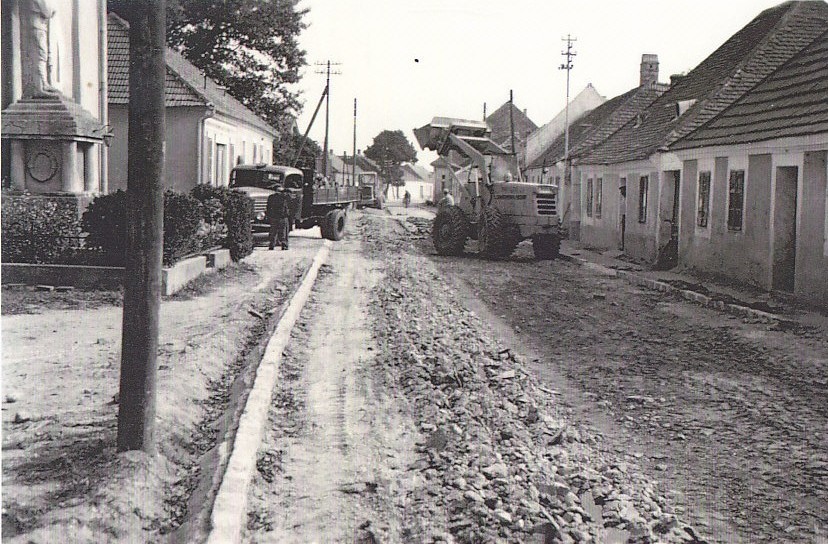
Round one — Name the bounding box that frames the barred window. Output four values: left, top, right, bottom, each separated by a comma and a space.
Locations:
595, 178, 603, 218
586, 178, 594, 217
728, 170, 745, 230
638, 175, 649, 223
697, 171, 711, 227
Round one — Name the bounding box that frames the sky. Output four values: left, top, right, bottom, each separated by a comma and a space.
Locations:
293, 0, 790, 167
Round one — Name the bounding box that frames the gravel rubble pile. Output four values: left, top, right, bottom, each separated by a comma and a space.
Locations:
365, 224, 706, 544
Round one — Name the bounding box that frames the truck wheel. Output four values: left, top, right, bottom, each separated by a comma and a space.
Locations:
532, 234, 561, 260
479, 207, 520, 260
432, 205, 470, 256
323, 209, 346, 241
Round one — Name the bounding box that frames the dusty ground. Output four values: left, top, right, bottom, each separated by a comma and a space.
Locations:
414, 222, 828, 543
4, 208, 825, 543
1, 236, 323, 543
245, 218, 420, 543
243, 211, 708, 543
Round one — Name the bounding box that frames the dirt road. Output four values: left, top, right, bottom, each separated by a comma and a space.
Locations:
244, 216, 422, 543
242, 212, 719, 543
419, 226, 828, 543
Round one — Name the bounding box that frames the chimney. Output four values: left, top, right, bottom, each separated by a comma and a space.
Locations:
670, 74, 685, 86
640, 54, 659, 86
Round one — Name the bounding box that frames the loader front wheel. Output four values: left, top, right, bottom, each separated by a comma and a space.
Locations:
532, 234, 561, 260
432, 205, 470, 256
479, 207, 520, 260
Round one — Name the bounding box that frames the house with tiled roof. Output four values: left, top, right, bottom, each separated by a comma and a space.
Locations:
107, 13, 280, 193
669, 27, 828, 305
485, 100, 538, 161
575, 0, 828, 267
524, 84, 606, 169
386, 162, 433, 204
525, 55, 668, 243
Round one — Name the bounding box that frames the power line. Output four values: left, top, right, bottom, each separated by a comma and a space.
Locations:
559, 34, 577, 163
314, 61, 342, 178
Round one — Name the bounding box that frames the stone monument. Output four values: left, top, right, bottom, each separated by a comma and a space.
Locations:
2, 0, 109, 195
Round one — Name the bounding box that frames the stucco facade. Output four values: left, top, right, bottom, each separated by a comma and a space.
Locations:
675, 137, 828, 304
106, 13, 277, 194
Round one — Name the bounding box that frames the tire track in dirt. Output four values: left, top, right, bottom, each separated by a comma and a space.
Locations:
243, 230, 419, 543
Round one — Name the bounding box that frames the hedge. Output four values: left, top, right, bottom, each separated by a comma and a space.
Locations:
80, 185, 254, 267
190, 184, 253, 262
1, 192, 82, 263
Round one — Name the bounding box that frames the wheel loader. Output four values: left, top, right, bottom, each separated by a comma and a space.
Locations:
413, 117, 562, 260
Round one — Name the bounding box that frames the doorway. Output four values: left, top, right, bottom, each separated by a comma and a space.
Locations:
772, 166, 798, 291
655, 170, 680, 269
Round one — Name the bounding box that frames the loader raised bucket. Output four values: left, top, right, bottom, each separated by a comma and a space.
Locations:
414, 117, 490, 151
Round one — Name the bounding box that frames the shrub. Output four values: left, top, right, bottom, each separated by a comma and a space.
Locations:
83, 190, 207, 267
163, 191, 204, 266
82, 190, 128, 265
1, 192, 82, 263
223, 190, 253, 262
190, 184, 253, 262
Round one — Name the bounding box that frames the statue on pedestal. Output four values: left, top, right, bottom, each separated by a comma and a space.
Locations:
27, 0, 58, 98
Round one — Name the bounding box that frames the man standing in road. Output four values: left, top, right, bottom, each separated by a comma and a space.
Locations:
438, 188, 454, 211
403, 189, 411, 209
267, 188, 291, 250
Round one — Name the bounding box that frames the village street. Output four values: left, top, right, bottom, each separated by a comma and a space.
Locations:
240, 208, 827, 544
2, 208, 826, 544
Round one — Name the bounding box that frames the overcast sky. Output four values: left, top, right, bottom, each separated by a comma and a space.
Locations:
293, 0, 789, 167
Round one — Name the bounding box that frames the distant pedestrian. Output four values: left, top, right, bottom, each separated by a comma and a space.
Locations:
403, 190, 411, 208
267, 189, 291, 250
438, 188, 454, 211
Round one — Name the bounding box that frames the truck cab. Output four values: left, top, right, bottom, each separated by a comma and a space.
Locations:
230, 163, 360, 242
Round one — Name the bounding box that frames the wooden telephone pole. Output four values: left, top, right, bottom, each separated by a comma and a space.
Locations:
314, 61, 341, 178
117, 0, 166, 453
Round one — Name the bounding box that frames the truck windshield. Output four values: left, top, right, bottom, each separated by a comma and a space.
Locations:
230, 170, 282, 189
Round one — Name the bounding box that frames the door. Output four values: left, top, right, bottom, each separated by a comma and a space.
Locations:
618, 179, 627, 250
772, 166, 798, 291
655, 170, 680, 269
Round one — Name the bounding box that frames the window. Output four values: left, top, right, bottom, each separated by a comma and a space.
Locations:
727, 170, 745, 230
697, 171, 711, 227
595, 178, 603, 218
215, 143, 227, 186
586, 178, 594, 217
638, 175, 649, 223
206, 137, 214, 184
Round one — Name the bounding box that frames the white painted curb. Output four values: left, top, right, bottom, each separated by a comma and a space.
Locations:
206, 240, 331, 544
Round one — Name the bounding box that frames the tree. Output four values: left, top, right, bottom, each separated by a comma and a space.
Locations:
273, 124, 322, 168
109, 0, 309, 128
364, 130, 417, 195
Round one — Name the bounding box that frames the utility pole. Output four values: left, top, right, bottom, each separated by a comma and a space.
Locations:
483, 102, 487, 121
509, 89, 516, 155
315, 60, 341, 178
352, 98, 357, 185
559, 35, 577, 164
117, 0, 166, 453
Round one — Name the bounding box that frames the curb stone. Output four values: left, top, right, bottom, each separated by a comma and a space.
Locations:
205, 241, 331, 544
566, 253, 784, 324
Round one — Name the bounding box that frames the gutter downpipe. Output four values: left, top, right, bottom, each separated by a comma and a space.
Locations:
98, 0, 108, 193
196, 105, 216, 185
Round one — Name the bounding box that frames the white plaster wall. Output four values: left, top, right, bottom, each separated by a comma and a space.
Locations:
204, 115, 274, 186
524, 85, 605, 166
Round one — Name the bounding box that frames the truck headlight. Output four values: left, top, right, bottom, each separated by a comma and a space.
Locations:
256, 211, 266, 221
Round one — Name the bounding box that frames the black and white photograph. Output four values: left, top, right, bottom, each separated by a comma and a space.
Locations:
1, 0, 827, 542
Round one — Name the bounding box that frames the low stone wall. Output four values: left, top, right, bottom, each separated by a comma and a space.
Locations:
1, 263, 124, 290
3, 250, 230, 296
162, 255, 208, 296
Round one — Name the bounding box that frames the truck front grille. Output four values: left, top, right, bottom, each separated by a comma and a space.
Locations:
536, 194, 557, 216
252, 197, 267, 215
